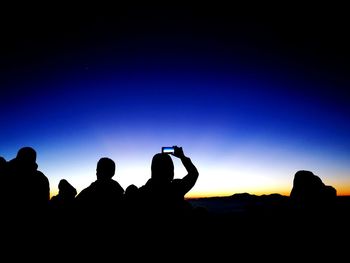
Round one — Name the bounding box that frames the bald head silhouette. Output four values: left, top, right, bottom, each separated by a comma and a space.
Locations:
96, 157, 116, 180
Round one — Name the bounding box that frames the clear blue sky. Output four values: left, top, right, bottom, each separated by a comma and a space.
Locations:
1, 4, 349, 197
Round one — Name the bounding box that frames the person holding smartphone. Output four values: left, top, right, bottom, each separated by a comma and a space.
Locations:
136, 145, 199, 220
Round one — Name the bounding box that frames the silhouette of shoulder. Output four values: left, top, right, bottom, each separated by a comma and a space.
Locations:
77, 179, 124, 200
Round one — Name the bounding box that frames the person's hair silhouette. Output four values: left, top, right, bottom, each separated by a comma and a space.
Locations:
151, 153, 175, 183
58, 179, 77, 198
50, 179, 77, 209
138, 146, 199, 220
123, 183, 140, 219
49, 178, 78, 225
75, 157, 124, 221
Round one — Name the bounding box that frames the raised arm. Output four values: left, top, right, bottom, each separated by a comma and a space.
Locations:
172, 146, 199, 195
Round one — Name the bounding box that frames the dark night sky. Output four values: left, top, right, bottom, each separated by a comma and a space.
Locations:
2, 4, 349, 99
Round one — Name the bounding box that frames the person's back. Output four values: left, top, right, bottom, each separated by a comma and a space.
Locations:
75, 157, 124, 221
138, 146, 199, 220
6, 147, 50, 215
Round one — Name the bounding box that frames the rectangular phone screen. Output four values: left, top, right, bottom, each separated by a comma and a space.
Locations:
162, 147, 174, 153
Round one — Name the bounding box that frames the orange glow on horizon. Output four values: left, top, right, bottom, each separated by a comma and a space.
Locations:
49, 183, 350, 200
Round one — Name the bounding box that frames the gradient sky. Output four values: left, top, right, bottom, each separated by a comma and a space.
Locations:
1, 4, 349, 198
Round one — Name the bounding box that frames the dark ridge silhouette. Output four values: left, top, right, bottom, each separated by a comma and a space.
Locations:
0, 156, 7, 209
0, 156, 6, 170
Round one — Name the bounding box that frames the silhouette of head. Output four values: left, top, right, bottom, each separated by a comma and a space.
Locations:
58, 179, 77, 198
16, 146, 37, 163
125, 184, 138, 196
151, 153, 174, 183
96, 157, 115, 180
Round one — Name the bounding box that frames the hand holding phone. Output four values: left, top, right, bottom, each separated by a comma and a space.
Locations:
172, 146, 185, 158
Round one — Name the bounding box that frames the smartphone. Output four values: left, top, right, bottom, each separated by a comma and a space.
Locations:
162, 147, 174, 154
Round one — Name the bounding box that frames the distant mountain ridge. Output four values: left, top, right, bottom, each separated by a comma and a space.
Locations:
188, 192, 350, 215
187, 192, 285, 213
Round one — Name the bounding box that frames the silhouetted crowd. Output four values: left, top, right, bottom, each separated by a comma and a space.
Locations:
0, 146, 201, 231
1, 146, 348, 232
1, 146, 350, 257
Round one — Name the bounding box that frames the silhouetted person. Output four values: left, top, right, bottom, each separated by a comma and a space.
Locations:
50, 179, 77, 220
125, 184, 139, 197
5, 146, 50, 216
138, 146, 199, 221
75, 157, 124, 222
123, 184, 140, 218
